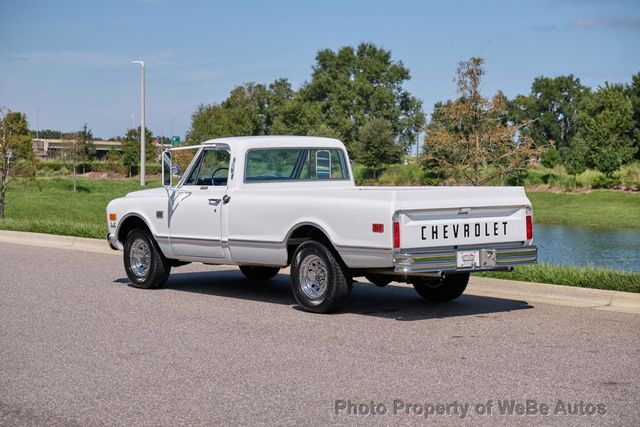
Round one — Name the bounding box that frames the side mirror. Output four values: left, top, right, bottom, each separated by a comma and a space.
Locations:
162, 151, 172, 187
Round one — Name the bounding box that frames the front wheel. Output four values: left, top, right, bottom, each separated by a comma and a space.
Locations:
291, 241, 351, 313
123, 229, 171, 289
239, 266, 280, 281
411, 273, 469, 302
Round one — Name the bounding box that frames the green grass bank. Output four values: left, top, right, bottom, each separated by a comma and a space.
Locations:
527, 191, 640, 229
0, 177, 159, 239
0, 177, 638, 238
476, 263, 640, 294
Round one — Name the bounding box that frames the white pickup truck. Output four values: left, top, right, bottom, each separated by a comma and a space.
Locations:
106, 136, 537, 313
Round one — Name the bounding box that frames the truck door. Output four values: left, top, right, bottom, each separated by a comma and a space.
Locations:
168, 147, 230, 259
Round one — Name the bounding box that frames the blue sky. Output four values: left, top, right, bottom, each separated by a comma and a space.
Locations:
1, 0, 639, 139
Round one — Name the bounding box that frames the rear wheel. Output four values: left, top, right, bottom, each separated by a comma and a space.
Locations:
411, 273, 469, 302
123, 229, 171, 289
291, 241, 351, 313
239, 266, 280, 281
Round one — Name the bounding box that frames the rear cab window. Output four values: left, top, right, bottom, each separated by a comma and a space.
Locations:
245, 148, 349, 182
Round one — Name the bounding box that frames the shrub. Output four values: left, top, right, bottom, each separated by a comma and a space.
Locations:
147, 163, 162, 175
620, 162, 640, 190
378, 163, 425, 185
525, 168, 546, 186
352, 162, 372, 185
591, 174, 621, 189
540, 147, 561, 168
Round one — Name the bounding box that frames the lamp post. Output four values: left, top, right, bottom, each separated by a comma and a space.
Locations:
36, 107, 41, 141
132, 60, 145, 186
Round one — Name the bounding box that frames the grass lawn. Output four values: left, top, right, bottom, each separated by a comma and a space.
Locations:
1, 178, 638, 238
476, 263, 640, 293
1, 177, 639, 292
0, 177, 160, 239
527, 191, 640, 229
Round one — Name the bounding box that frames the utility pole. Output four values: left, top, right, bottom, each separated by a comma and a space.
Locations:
132, 60, 145, 186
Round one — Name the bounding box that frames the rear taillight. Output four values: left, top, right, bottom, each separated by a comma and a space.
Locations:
393, 221, 400, 249
526, 215, 533, 240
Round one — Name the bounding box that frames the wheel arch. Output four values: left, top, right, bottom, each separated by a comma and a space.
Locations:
117, 213, 153, 245
285, 222, 345, 267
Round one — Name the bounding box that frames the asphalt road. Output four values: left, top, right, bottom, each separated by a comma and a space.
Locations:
1, 242, 639, 426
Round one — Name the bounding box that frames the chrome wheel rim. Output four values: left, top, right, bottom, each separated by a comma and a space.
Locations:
299, 255, 328, 300
130, 239, 151, 279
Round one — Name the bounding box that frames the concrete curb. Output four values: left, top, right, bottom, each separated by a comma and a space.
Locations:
0, 230, 116, 256
467, 277, 640, 314
1, 230, 638, 314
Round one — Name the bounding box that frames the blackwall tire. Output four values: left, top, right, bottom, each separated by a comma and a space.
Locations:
123, 229, 171, 289
291, 241, 351, 313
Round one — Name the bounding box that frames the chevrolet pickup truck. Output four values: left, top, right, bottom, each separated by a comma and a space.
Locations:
106, 136, 537, 313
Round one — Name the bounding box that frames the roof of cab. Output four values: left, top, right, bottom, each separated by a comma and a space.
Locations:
200, 135, 346, 151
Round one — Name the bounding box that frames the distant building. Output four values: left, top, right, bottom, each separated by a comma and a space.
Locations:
32, 138, 169, 160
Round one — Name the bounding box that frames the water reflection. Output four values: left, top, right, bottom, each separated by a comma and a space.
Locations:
534, 223, 640, 272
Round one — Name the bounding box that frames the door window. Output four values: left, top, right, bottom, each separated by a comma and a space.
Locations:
184, 149, 230, 186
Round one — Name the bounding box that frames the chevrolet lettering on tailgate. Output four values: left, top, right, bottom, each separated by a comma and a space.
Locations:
422, 222, 509, 241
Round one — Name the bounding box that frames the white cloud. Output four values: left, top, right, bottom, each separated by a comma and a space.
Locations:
4, 50, 178, 69
568, 13, 640, 30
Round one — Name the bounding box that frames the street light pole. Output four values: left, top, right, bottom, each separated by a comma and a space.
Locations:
36, 107, 41, 141
132, 60, 145, 186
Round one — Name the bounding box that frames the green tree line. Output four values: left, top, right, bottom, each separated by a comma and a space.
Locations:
186, 43, 639, 186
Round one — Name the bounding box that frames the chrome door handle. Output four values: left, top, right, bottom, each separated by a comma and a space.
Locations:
208, 198, 221, 206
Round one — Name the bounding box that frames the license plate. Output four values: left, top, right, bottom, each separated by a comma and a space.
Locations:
456, 250, 479, 268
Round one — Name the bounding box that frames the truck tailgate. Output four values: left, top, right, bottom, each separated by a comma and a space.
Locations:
391, 186, 530, 250
399, 205, 528, 249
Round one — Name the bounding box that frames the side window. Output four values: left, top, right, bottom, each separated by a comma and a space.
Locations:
185, 149, 230, 186
308, 149, 347, 179
315, 150, 331, 179
245, 148, 349, 182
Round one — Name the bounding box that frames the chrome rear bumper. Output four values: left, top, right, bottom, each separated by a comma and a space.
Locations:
394, 244, 537, 274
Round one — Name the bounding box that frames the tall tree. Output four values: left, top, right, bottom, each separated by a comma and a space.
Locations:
120, 127, 155, 177
623, 72, 640, 159
186, 82, 273, 144
574, 84, 637, 177
352, 118, 402, 179
1, 111, 34, 218
78, 123, 95, 164
63, 131, 82, 192
299, 43, 424, 154
423, 58, 538, 185
510, 75, 588, 150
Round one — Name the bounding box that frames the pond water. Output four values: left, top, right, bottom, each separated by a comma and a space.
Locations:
534, 223, 640, 272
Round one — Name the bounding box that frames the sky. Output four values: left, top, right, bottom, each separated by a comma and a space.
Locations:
1, 0, 639, 140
